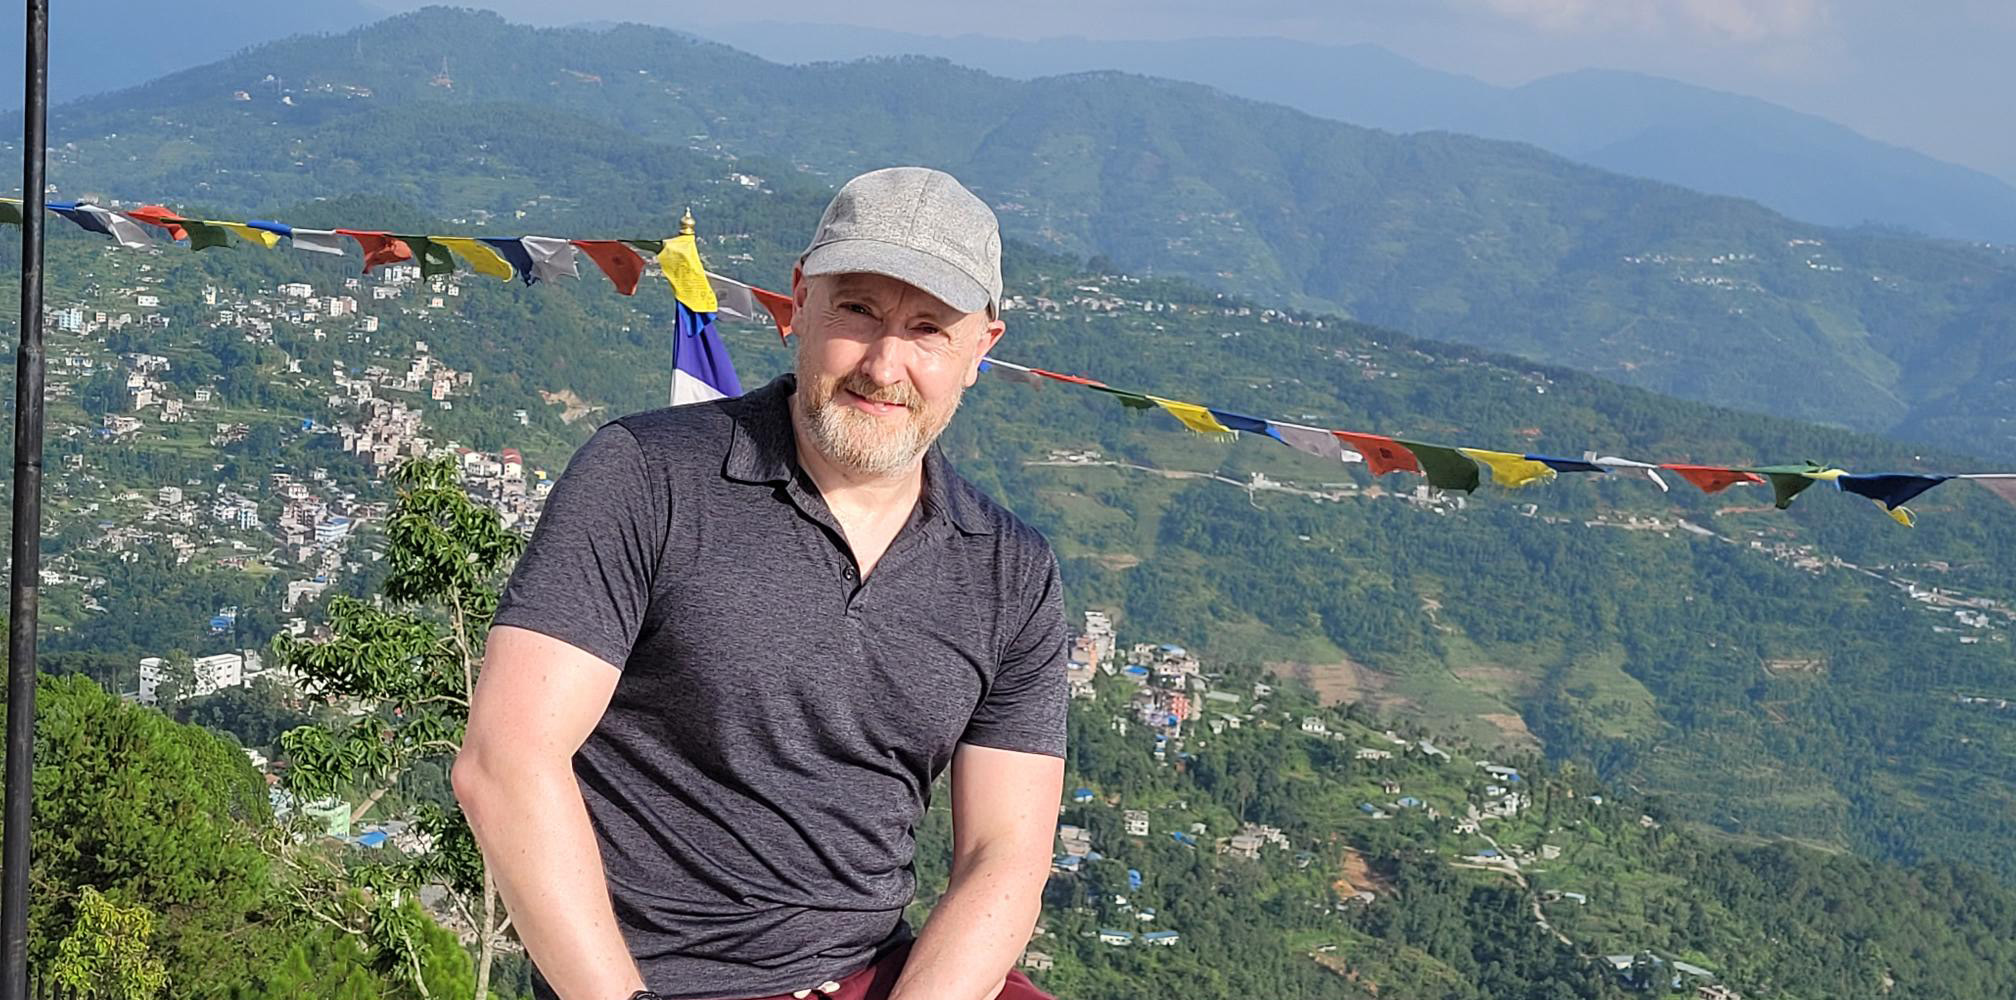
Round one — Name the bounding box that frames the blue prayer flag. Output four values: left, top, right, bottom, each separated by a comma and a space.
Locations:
671, 302, 742, 405
481, 238, 541, 286
1838, 473, 1952, 510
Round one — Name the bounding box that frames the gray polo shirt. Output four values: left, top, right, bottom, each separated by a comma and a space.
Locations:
493, 374, 1068, 1000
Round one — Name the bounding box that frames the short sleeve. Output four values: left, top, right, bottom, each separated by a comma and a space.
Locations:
492, 422, 663, 670
961, 549, 1068, 757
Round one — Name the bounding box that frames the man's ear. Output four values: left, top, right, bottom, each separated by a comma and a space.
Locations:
791, 264, 809, 313
964, 319, 1007, 388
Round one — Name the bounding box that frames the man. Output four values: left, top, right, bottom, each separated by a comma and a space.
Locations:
453, 167, 1068, 1000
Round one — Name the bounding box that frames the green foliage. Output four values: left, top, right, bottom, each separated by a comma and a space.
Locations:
176, 676, 315, 750
15, 673, 272, 992
11, 674, 468, 998
1011, 669, 2016, 999
51, 887, 169, 1000
268, 454, 520, 998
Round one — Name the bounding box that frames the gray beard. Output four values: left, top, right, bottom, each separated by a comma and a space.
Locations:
796, 368, 963, 478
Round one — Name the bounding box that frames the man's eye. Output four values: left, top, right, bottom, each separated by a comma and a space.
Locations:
843, 302, 872, 315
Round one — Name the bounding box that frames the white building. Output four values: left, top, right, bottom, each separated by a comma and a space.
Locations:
138, 650, 261, 705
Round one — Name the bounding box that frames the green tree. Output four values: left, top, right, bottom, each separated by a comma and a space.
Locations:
152, 650, 196, 708
50, 887, 169, 1000
14, 674, 275, 995
271, 455, 524, 999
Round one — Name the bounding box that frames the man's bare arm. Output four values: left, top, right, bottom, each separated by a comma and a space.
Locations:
888, 743, 1064, 1000
452, 625, 643, 1000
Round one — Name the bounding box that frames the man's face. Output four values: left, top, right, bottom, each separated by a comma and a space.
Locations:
791, 270, 1005, 478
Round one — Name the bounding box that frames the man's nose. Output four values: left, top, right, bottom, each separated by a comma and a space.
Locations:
856, 330, 910, 386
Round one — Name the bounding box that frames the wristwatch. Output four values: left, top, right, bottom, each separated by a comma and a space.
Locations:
627, 992, 663, 1000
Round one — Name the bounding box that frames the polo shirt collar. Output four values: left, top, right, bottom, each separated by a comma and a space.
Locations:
723, 374, 995, 536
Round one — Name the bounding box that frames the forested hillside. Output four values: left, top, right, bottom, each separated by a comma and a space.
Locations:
11, 169, 2013, 887
1015, 661, 2016, 999
7, 10, 2016, 995
18, 6, 2016, 460
21, 641, 2016, 1000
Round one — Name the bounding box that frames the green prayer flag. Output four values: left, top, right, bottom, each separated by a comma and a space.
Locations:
180, 219, 232, 251
1400, 440, 1481, 493
0, 200, 21, 226
403, 236, 457, 278
1763, 473, 1819, 509
1088, 384, 1157, 410
1747, 463, 1841, 509
623, 238, 665, 255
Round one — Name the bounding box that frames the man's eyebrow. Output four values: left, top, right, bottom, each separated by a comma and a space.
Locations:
827, 278, 959, 324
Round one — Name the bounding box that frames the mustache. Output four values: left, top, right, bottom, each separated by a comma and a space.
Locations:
835, 374, 920, 407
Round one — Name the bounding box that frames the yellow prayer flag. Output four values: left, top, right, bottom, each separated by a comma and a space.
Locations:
1868, 499, 1917, 527
657, 232, 719, 312
1147, 397, 1232, 435
435, 237, 516, 281
1459, 448, 1558, 489
217, 222, 281, 249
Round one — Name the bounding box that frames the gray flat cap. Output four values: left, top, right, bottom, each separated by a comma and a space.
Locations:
800, 167, 1003, 316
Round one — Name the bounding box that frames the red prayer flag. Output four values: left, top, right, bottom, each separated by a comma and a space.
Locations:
335, 230, 415, 273
124, 204, 188, 242
750, 284, 796, 341
1030, 368, 1109, 388
1661, 464, 1766, 494
1334, 431, 1422, 476
573, 240, 646, 296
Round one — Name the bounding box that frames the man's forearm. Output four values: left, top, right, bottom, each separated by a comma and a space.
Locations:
455, 752, 644, 1000
887, 846, 1049, 1000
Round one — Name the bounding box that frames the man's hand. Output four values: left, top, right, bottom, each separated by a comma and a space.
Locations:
887, 743, 1064, 1000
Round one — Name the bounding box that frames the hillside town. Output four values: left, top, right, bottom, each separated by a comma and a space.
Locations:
1027, 609, 1740, 999
39, 244, 560, 658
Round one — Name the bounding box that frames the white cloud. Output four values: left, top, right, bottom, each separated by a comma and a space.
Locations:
1472, 0, 1828, 43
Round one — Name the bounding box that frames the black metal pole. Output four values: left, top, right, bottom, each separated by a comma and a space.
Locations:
3, 0, 49, 995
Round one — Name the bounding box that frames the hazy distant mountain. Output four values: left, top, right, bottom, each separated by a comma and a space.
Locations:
701, 24, 2016, 245
0, 0, 380, 107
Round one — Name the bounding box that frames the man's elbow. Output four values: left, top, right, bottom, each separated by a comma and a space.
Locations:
450, 749, 487, 814
451, 743, 510, 826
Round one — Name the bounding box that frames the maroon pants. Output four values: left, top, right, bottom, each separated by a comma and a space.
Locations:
740, 941, 1053, 1000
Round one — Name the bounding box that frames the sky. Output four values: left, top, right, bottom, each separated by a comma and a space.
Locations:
366, 0, 2016, 185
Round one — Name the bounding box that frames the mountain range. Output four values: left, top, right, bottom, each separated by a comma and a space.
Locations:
701, 24, 2016, 246
10, 9, 2016, 992
17, 6, 2016, 465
